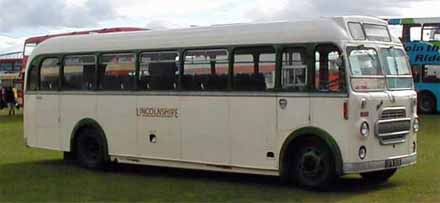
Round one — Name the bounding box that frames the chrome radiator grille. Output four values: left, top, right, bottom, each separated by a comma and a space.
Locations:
380, 108, 406, 120
376, 108, 410, 145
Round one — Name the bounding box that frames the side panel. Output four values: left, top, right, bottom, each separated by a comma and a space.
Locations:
310, 96, 349, 160
35, 94, 60, 150
23, 95, 38, 147
181, 96, 230, 165
229, 97, 277, 169
136, 96, 181, 160
276, 95, 310, 167
97, 95, 137, 156
59, 94, 97, 151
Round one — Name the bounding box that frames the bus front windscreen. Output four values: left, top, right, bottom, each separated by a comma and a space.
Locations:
349, 48, 386, 91
380, 48, 414, 90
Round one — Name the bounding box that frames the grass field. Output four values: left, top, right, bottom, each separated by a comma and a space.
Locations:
0, 111, 439, 202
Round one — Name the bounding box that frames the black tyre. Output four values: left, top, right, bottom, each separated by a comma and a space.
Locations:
76, 128, 108, 169
419, 92, 436, 114
291, 137, 336, 189
361, 169, 397, 183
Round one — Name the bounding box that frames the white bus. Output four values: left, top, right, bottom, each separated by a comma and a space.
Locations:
24, 16, 418, 188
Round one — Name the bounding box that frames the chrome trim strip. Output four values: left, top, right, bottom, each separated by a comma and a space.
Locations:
377, 131, 410, 137
343, 153, 416, 174
377, 118, 411, 124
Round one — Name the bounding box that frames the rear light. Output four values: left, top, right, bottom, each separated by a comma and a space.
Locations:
344, 101, 349, 120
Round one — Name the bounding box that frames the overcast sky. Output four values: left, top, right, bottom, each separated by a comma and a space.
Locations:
0, 0, 439, 53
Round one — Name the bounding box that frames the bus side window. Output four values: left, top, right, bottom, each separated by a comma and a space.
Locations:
232, 47, 275, 91
139, 51, 179, 91
183, 49, 229, 91
100, 53, 136, 91
281, 48, 307, 91
63, 55, 97, 91
423, 65, 440, 83
409, 25, 422, 41
28, 64, 39, 91
40, 58, 60, 91
315, 45, 345, 93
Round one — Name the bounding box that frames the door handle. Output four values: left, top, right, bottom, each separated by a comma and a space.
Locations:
36, 96, 43, 100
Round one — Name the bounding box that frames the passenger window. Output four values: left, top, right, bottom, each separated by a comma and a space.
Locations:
40, 58, 60, 91
410, 26, 422, 41
233, 47, 275, 91
183, 49, 228, 91
99, 53, 136, 90
28, 63, 39, 91
63, 55, 96, 90
315, 45, 345, 92
282, 48, 307, 91
140, 52, 179, 90
423, 65, 440, 83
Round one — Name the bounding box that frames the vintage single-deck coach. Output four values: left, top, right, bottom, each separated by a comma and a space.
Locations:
24, 16, 418, 188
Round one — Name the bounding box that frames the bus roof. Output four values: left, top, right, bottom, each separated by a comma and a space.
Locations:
388, 17, 440, 25
31, 16, 395, 57
24, 27, 147, 44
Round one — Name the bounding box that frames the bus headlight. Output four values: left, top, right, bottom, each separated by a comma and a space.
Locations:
413, 118, 420, 133
360, 122, 370, 137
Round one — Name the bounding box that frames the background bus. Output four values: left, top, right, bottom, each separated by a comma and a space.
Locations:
0, 52, 23, 106
388, 17, 440, 113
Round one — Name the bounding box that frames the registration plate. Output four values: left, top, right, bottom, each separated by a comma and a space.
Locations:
385, 158, 402, 168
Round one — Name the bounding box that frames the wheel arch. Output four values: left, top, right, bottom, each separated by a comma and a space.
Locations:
69, 118, 109, 158
279, 127, 344, 178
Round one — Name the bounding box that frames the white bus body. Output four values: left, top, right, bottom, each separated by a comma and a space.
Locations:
24, 16, 418, 188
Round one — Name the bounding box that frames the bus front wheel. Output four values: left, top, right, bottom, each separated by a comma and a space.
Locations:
76, 128, 108, 169
360, 169, 397, 183
419, 92, 436, 114
291, 137, 336, 189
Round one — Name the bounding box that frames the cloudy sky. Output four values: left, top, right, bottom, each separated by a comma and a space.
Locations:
0, 0, 439, 53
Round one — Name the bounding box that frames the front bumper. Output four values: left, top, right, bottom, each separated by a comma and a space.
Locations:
343, 153, 416, 174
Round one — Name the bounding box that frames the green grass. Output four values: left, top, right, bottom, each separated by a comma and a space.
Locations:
0, 110, 439, 202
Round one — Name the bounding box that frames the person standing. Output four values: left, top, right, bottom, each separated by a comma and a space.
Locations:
0, 86, 6, 110
5, 87, 16, 116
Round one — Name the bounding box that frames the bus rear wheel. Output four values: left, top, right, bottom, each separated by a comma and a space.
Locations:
76, 128, 108, 169
419, 92, 436, 114
291, 137, 336, 189
360, 169, 397, 183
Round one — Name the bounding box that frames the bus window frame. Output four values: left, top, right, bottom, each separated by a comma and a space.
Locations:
39, 56, 62, 92
231, 46, 277, 92
61, 54, 98, 92
139, 51, 180, 91
97, 52, 138, 92
421, 23, 440, 41
279, 46, 309, 92
347, 22, 367, 41
363, 23, 392, 42
313, 44, 347, 94
182, 48, 230, 92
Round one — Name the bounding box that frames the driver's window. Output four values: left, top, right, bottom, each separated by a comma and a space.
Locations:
315, 45, 345, 93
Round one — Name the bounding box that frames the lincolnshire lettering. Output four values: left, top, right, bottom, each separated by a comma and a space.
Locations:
136, 107, 179, 118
